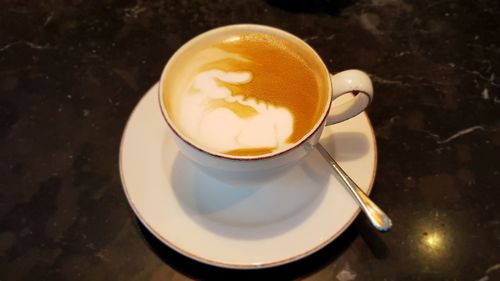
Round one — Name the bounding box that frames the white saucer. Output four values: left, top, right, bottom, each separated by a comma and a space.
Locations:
119, 83, 377, 269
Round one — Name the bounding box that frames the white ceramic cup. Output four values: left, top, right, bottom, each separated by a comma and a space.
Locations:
159, 24, 373, 172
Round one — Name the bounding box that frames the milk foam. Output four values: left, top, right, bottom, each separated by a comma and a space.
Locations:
178, 69, 294, 154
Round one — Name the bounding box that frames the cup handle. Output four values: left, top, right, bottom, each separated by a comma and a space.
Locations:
326, 69, 374, 125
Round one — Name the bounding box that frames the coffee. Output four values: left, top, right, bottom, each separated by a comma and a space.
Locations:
162, 32, 329, 156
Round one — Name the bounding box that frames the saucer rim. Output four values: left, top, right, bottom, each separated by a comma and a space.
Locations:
119, 83, 378, 269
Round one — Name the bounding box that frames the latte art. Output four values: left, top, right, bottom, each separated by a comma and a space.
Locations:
179, 68, 295, 155
162, 32, 328, 156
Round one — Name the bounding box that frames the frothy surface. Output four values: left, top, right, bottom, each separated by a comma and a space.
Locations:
163, 32, 327, 156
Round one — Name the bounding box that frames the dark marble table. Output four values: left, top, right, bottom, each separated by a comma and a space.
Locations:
1, 0, 499, 280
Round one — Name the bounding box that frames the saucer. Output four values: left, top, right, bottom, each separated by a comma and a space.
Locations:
119, 83, 377, 269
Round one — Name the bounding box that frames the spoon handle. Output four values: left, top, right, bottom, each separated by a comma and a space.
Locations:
316, 143, 392, 232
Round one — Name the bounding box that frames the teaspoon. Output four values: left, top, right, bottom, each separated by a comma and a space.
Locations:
316, 143, 392, 232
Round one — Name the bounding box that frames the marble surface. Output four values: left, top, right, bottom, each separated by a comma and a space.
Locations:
1, 0, 499, 280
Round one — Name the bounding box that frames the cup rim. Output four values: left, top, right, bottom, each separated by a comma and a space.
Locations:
158, 24, 332, 161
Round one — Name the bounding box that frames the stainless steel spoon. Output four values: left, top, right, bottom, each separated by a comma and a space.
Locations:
316, 143, 392, 232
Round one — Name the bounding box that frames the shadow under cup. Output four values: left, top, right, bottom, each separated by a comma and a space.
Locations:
158, 24, 333, 173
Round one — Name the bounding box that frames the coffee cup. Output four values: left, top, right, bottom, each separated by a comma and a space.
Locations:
158, 24, 373, 172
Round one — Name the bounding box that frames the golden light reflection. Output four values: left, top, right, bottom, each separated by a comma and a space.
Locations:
418, 228, 449, 260
410, 212, 460, 272
423, 232, 443, 249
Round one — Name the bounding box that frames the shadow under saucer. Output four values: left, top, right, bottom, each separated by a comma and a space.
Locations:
136, 216, 364, 279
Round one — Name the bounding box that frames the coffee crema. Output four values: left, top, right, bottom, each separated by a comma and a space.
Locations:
163, 32, 328, 156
